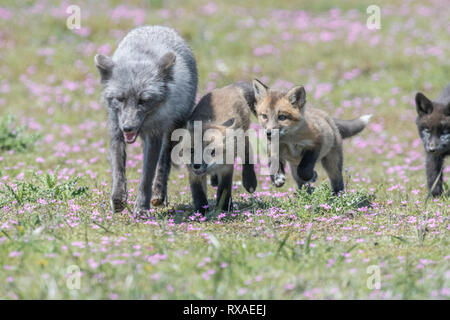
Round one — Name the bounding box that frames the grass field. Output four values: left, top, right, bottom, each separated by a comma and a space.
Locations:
0, 0, 448, 299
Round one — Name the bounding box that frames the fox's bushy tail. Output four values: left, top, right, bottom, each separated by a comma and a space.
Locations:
334, 115, 372, 139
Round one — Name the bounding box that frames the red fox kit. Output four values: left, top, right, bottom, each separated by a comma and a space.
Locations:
252, 79, 371, 195
183, 82, 257, 214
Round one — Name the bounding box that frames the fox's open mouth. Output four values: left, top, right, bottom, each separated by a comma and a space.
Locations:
124, 131, 138, 144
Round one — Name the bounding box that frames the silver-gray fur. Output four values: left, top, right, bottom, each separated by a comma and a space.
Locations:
95, 26, 198, 215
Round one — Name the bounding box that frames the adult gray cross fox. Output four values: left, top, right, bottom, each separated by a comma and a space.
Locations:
94, 26, 198, 215
252, 79, 371, 195
415, 83, 450, 197
178, 82, 258, 214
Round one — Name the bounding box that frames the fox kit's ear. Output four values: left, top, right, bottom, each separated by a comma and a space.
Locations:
253, 79, 268, 102
94, 54, 114, 83
415, 92, 433, 115
222, 117, 235, 127
158, 52, 176, 79
286, 86, 306, 109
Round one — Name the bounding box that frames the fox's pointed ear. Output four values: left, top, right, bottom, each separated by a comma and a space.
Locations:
415, 92, 433, 115
446, 103, 450, 116
158, 52, 176, 80
253, 79, 268, 102
94, 54, 114, 83
222, 117, 235, 128
286, 86, 306, 109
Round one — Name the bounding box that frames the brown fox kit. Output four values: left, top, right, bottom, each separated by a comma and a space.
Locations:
252, 79, 371, 195
184, 82, 257, 214
415, 83, 450, 197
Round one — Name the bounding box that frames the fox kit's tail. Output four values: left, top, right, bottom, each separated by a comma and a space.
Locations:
334, 115, 372, 139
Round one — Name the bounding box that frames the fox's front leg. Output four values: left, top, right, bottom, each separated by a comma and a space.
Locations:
297, 148, 319, 182
242, 136, 257, 193
189, 171, 208, 214
268, 139, 285, 187
216, 166, 234, 212
134, 136, 162, 215
108, 114, 128, 213
270, 160, 286, 187
210, 175, 219, 187
426, 153, 444, 197
151, 133, 172, 207
289, 161, 314, 194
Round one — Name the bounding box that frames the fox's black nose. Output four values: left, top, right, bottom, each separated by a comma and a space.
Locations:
193, 164, 201, 170
266, 130, 271, 137
427, 142, 438, 153
123, 126, 134, 133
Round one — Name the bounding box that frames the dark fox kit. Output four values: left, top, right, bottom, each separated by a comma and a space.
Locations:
415, 84, 450, 197
184, 82, 257, 214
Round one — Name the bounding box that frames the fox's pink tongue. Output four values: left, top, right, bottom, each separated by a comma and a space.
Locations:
124, 132, 137, 143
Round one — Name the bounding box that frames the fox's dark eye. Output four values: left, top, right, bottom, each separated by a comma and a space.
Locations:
278, 115, 287, 121
138, 98, 150, 106
211, 149, 215, 157
260, 114, 267, 120
110, 97, 124, 108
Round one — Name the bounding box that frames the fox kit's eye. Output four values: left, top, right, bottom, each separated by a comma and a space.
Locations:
115, 97, 124, 103
260, 114, 267, 120
278, 115, 287, 121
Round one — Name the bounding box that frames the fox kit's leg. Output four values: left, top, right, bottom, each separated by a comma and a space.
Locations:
270, 160, 286, 187
425, 153, 443, 197
210, 175, 219, 187
242, 136, 257, 193
216, 165, 234, 212
289, 161, 314, 193
321, 145, 344, 195
108, 114, 128, 213
189, 171, 208, 214
297, 148, 319, 182
151, 133, 172, 207
134, 135, 162, 214
268, 140, 286, 187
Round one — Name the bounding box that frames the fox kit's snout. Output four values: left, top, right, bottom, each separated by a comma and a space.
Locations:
253, 79, 371, 195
